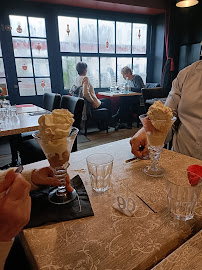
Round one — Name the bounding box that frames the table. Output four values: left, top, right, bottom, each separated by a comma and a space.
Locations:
20, 139, 202, 270
0, 105, 47, 137
0, 105, 48, 166
98, 91, 142, 97
152, 229, 202, 269
98, 91, 143, 128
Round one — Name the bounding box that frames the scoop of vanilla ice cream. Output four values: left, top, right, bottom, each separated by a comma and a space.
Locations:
38, 109, 74, 159
147, 100, 173, 132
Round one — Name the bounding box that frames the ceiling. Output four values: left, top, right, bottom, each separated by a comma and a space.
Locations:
25, 0, 169, 15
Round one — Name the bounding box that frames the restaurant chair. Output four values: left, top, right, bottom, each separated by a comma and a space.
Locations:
61, 95, 84, 152
43, 92, 61, 111
141, 87, 165, 113
83, 97, 111, 136
19, 95, 84, 165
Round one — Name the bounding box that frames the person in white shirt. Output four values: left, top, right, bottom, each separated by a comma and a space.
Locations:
0, 167, 72, 269
130, 60, 202, 161
70, 62, 111, 121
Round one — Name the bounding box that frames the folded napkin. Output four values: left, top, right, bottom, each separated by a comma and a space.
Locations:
25, 175, 94, 228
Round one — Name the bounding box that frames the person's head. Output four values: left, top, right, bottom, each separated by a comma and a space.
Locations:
121, 66, 133, 80
76, 62, 87, 76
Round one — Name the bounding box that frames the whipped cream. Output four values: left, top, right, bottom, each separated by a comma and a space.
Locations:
38, 109, 74, 159
147, 100, 173, 132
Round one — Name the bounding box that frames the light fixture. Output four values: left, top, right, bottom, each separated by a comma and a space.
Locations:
176, 0, 199, 8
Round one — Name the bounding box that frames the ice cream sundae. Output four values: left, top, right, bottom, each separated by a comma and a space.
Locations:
33, 109, 79, 204
143, 100, 174, 146
139, 101, 176, 177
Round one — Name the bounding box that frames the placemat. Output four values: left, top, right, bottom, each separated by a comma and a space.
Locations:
25, 175, 94, 228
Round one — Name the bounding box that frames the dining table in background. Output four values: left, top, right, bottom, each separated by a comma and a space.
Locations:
98, 91, 143, 126
20, 138, 202, 270
98, 91, 142, 98
0, 105, 48, 137
0, 104, 48, 166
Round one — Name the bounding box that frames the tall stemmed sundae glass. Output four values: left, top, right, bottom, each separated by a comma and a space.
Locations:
139, 112, 176, 177
33, 109, 79, 204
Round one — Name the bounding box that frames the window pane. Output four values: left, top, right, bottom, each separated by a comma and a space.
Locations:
79, 18, 97, 53
81, 57, 99, 88
15, 58, 33, 77
100, 57, 116, 88
9, 15, 28, 37
133, 57, 147, 84
99, 20, 115, 53
33, 59, 50, 77
12, 38, 31, 57
0, 43, 2, 57
28, 17, 46, 38
0, 78, 6, 85
31, 39, 48, 57
116, 22, 131, 54
58, 16, 79, 53
0, 59, 5, 77
35, 78, 51, 95
62, 56, 80, 89
18, 78, 35, 96
0, 79, 7, 96
132, 24, 147, 54
117, 58, 132, 85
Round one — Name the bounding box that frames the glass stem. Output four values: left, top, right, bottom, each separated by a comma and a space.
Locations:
54, 163, 69, 196
149, 145, 163, 171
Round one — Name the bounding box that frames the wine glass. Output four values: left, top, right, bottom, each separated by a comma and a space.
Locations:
139, 114, 176, 177
33, 127, 79, 204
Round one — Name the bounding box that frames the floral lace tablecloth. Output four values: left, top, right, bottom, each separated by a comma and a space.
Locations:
21, 139, 202, 270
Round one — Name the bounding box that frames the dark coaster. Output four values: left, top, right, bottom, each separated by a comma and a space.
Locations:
25, 175, 94, 228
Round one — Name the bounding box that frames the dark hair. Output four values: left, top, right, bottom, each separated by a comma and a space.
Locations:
76, 62, 87, 75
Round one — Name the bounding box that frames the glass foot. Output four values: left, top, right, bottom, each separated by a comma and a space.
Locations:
48, 188, 77, 205
143, 165, 166, 177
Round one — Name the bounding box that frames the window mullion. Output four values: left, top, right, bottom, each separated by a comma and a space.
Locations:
27, 16, 37, 96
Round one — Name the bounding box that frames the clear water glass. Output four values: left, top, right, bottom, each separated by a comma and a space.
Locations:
86, 153, 113, 192
10, 107, 20, 126
0, 108, 7, 129
165, 175, 202, 221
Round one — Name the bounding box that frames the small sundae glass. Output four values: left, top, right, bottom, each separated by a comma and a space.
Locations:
140, 101, 176, 177
33, 109, 79, 204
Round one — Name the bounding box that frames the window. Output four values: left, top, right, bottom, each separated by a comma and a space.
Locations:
58, 16, 148, 89
9, 15, 51, 96
0, 42, 7, 95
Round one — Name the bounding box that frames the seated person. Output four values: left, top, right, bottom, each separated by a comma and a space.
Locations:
130, 60, 202, 160
113, 66, 145, 129
70, 62, 111, 121
0, 167, 72, 269
121, 66, 145, 92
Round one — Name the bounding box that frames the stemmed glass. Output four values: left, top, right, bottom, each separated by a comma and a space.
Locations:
139, 114, 176, 177
33, 127, 79, 204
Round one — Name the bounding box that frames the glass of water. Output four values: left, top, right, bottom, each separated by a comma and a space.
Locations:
165, 174, 202, 221
86, 153, 113, 192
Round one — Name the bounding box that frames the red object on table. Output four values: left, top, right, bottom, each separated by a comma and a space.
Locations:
187, 165, 202, 186
16, 104, 35, 107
